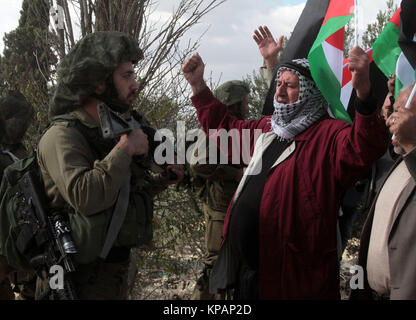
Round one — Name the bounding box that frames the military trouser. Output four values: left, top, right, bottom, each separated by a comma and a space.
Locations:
9, 270, 37, 300
203, 204, 226, 268
0, 256, 36, 300
0, 260, 14, 300
35, 251, 138, 300
192, 204, 226, 300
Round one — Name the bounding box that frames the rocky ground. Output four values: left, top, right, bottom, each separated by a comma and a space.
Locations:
340, 238, 360, 300
131, 238, 361, 300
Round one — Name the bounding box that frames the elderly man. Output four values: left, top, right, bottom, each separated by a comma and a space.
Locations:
182, 47, 388, 300
351, 84, 416, 300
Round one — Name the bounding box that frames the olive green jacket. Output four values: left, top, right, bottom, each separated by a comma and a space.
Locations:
0, 143, 29, 181
37, 108, 166, 264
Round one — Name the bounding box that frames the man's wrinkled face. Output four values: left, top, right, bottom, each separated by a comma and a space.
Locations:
391, 87, 415, 155
275, 70, 300, 104
113, 61, 139, 105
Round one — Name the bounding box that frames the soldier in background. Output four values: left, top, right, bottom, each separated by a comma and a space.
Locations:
0, 91, 36, 300
190, 81, 249, 300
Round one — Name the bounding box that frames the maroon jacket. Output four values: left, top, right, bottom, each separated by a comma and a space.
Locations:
191, 88, 388, 299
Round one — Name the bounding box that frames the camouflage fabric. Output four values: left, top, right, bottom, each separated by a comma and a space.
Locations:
0, 92, 34, 145
213, 80, 250, 107
49, 31, 143, 118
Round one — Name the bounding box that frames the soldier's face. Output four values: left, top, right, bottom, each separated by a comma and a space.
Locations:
113, 62, 139, 105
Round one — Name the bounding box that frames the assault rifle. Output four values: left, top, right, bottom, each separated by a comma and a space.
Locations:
97, 103, 177, 180
18, 169, 78, 300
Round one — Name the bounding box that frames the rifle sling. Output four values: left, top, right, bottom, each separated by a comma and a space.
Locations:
99, 171, 131, 261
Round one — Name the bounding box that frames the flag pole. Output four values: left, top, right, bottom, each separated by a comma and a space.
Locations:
405, 84, 416, 109
354, 0, 359, 47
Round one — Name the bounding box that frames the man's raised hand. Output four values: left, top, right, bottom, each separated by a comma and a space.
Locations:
182, 53, 207, 96
253, 26, 283, 69
348, 46, 371, 101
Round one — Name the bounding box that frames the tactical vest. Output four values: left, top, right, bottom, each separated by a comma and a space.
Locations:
190, 132, 240, 213
48, 116, 155, 264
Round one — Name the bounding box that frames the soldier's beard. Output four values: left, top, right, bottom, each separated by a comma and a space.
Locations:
95, 78, 130, 114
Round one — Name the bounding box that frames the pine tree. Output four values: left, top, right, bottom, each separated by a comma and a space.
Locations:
0, 0, 56, 141
362, 0, 398, 49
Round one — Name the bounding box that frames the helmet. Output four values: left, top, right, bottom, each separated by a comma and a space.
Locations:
213, 80, 250, 107
0, 91, 34, 144
49, 31, 143, 118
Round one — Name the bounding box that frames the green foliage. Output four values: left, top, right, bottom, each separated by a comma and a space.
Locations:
361, 0, 398, 49
133, 185, 205, 299
0, 0, 56, 146
243, 70, 270, 120
344, 0, 398, 57
344, 20, 355, 57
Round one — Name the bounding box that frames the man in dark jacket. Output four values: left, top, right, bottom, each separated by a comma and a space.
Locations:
351, 83, 416, 300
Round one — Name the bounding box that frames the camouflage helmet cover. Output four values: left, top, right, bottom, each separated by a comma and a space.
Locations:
49, 31, 143, 118
213, 80, 250, 107
0, 91, 34, 144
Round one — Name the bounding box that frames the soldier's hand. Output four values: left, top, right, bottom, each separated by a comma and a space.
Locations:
348, 46, 371, 101
182, 53, 207, 96
160, 164, 185, 185
117, 129, 149, 156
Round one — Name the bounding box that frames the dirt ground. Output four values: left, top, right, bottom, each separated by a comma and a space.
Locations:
131, 238, 361, 300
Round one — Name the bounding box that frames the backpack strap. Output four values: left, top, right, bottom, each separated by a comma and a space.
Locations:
99, 171, 131, 261
1, 150, 19, 163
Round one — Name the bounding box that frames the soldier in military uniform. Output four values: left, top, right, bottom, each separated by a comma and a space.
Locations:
190, 81, 249, 300
35, 31, 183, 300
0, 92, 36, 300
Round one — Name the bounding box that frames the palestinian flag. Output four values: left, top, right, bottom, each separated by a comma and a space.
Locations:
397, 0, 416, 95
372, 8, 402, 79
308, 0, 355, 123
340, 48, 374, 113
373, 1, 416, 98
396, 43, 416, 96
